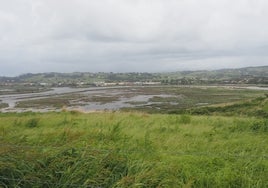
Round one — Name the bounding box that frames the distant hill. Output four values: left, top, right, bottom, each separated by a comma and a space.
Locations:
186, 66, 268, 78
1, 66, 268, 86
160, 66, 268, 85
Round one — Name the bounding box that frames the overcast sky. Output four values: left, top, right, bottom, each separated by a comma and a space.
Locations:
1, 0, 268, 76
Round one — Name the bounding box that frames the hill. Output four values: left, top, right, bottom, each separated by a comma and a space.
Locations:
0, 66, 268, 87
160, 66, 268, 85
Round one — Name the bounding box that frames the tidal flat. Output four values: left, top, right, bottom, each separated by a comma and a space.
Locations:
0, 85, 267, 113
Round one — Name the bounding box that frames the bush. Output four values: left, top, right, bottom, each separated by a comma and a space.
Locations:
25, 118, 40, 128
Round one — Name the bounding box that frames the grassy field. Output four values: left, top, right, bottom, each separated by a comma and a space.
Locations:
188, 96, 268, 118
0, 111, 268, 187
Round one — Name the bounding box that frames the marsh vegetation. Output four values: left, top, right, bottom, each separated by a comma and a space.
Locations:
0, 86, 266, 113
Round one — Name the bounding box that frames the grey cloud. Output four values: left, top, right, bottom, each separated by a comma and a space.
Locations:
0, 0, 268, 76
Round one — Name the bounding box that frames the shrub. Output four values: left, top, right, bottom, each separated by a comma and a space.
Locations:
25, 118, 40, 128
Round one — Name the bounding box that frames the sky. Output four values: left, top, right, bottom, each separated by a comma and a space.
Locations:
1, 0, 268, 76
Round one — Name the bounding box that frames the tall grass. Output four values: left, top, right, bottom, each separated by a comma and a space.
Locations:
0, 112, 268, 187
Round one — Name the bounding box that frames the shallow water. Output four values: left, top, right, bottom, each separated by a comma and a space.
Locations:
0, 86, 177, 112
1, 86, 267, 113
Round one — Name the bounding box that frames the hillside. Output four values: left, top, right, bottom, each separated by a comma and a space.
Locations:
1, 66, 268, 87
1, 112, 268, 187
160, 66, 268, 85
